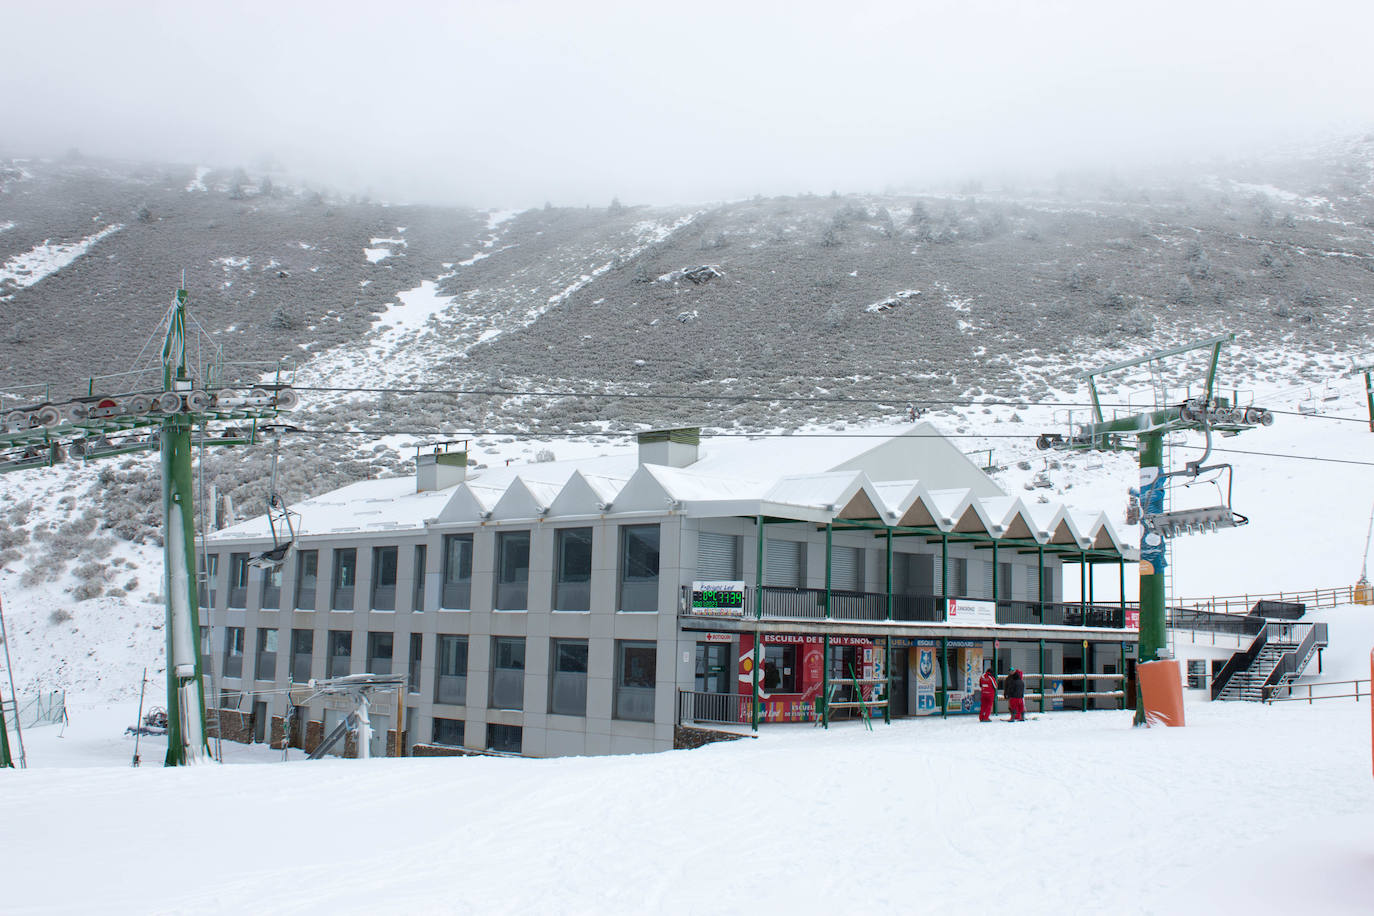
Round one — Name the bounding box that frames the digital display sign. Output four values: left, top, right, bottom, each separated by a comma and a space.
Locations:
690, 580, 746, 615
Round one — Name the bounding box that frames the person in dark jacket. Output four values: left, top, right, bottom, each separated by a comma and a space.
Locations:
978, 665, 998, 722
1004, 669, 1026, 721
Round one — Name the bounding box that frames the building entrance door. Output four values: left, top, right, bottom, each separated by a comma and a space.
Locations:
695, 643, 731, 694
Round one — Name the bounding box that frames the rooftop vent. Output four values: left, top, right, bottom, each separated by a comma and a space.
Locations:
417, 440, 468, 492
637, 426, 700, 468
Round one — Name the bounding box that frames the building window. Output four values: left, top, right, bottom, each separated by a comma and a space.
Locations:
435, 635, 468, 705
260, 564, 282, 610
412, 544, 427, 612
614, 640, 656, 721
201, 553, 219, 608
553, 527, 593, 611
489, 636, 525, 710
619, 524, 660, 612
255, 628, 278, 681
431, 717, 465, 748
367, 632, 393, 675
697, 531, 741, 580
830, 545, 862, 592
441, 534, 473, 609
495, 531, 530, 610
764, 538, 804, 587
408, 633, 423, 694
486, 723, 522, 754
949, 557, 968, 597
332, 549, 357, 610
371, 546, 398, 611
998, 562, 1014, 601
294, 550, 318, 610
1187, 659, 1208, 690
327, 630, 352, 678
763, 643, 798, 693
227, 553, 249, 607
223, 626, 245, 678
290, 629, 313, 682
549, 639, 589, 717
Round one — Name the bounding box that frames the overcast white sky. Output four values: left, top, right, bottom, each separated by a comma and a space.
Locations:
4, 1, 1372, 209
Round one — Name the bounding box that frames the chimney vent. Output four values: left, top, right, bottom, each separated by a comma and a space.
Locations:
417, 441, 468, 492
637, 427, 700, 468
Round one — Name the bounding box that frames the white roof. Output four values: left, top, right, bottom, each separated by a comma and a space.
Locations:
208, 424, 1135, 556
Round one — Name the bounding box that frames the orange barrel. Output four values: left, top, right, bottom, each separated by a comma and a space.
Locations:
1138, 659, 1186, 727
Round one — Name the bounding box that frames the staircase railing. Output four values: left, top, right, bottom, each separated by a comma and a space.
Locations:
1211, 622, 1270, 700
1259, 622, 1328, 696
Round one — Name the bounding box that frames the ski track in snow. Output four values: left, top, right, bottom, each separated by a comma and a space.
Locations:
0, 224, 123, 299
295, 211, 703, 401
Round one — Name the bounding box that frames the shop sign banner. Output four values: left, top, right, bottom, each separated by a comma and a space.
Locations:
913, 647, 938, 715
947, 598, 996, 625
691, 580, 746, 616
761, 634, 878, 648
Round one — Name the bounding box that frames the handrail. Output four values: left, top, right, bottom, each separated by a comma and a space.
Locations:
1260, 622, 1327, 694
679, 585, 1130, 628
1167, 607, 1266, 637
1263, 677, 1367, 704
1211, 622, 1270, 700
1180, 585, 1355, 615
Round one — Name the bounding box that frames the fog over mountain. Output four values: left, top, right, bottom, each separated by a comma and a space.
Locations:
4, 1, 1373, 208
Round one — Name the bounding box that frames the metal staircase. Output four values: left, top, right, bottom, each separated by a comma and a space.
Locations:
1218, 643, 1295, 701
1211, 620, 1328, 702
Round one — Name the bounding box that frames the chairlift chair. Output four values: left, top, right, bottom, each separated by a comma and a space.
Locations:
249, 426, 300, 569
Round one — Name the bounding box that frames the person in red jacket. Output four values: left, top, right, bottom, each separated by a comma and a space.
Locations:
978, 665, 998, 722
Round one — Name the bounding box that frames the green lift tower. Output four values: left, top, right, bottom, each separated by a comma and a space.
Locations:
0, 288, 295, 764
1036, 335, 1272, 722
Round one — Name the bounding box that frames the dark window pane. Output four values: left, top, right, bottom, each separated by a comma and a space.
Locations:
295, 551, 318, 609
367, 632, 393, 674
371, 546, 398, 610
332, 549, 357, 610
615, 640, 656, 721
431, 717, 464, 747
290, 629, 313, 682
441, 535, 473, 609
620, 525, 660, 612
435, 635, 468, 705
495, 531, 530, 610
490, 637, 525, 709
486, 723, 522, 754
554, 528, 592, 611
550, 639, 588, 717
412, 545, 427, 612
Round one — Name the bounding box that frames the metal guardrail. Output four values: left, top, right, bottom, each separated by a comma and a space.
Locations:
680, 586, 1132, 629
1263, 678, 1368, 704
1261, 622, 1328, 695
1168, 607, 1266, 637
1182, 586, 1356, 615
677, 690, 750, 725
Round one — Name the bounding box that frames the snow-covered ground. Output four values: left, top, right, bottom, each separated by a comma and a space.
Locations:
2, 609, 1371, 914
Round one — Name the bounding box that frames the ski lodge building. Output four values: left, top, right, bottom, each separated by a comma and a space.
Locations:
201, 423, 1138, 757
